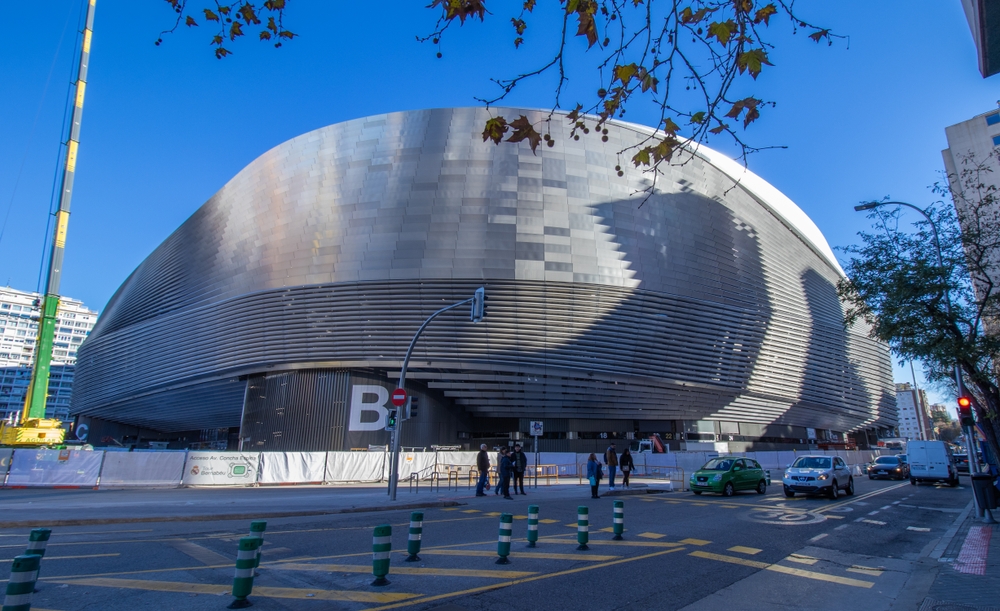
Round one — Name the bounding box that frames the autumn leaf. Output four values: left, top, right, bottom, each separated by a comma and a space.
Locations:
614, 63, 638, 86
690, 111, 706, 124
734, 0, 754, 14
185, 15, 198, 27
482, 116, 510, 145
267, 17, 278, 33
203, 8, 219, 22
506, 115, 543, 153
631, 147, 651, 167
211, 35, 223, 45
808, 29, 831, 43
573, 2, 599, 48
229, 22, 244, 41
754, 4, 777, 25
214, 46, 232, 59
238, 4, 260, 25
679, 6, 714, 25
736, 48, 772, 79
565, 103, 583, 123
523, 0, 536, 10
661, 118, 680, 135
259, 30, 271, 40
709, 122, 728, 135
278, 30, 297, 40
430, 0, 487, 24
511, 18, 527, 35
707, 20, 736, 46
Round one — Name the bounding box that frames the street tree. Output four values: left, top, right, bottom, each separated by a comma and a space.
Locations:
157, 1, 841, 190
838, 151, 1000, 466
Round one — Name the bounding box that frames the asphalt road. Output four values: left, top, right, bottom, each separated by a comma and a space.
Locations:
0, 477, 973, 611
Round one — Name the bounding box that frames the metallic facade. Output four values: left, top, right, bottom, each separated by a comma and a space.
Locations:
72, 107, 895, 447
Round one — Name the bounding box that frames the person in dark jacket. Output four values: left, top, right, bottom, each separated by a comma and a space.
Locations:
511, 443, 528, 495
605, 442, 619, 491
476, 444, 491, 496
619, 448, 635, 489
499, 448, 514, 499
586, 453, 603, 498
495, 447, 504, 495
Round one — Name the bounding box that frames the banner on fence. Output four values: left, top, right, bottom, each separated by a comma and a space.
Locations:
325, 451, 386, 483
99, 451, 186, 488
0, 448, 12, 485
260, 452, 326, 484
182, 452, 260, 486
6, 449, 104, 488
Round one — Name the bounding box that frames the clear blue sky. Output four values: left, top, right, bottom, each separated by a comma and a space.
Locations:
2, 1, 996, 410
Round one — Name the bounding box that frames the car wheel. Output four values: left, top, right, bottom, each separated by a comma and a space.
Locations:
910, 477, 916, 485
868, 475, 873, 479
722, 482, 734, 497
756, 480, 767, 495
949, 477, 959, 487
693, 490, 702, 495
829, 480, 839, 500
783, 486, 795, 498
846, 477, 855, 496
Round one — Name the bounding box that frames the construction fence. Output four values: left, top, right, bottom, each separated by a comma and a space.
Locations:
0, 447, 890, 490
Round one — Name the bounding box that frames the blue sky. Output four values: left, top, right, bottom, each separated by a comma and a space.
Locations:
2, 1, 996, 410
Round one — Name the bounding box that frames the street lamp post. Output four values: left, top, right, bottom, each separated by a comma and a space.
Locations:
854, 201, 995, 523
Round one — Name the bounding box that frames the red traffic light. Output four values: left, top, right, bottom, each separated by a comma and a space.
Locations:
958, 396, 972, 408
958, 396, 974, 425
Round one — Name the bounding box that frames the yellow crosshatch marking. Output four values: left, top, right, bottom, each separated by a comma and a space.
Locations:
689, 552, 874, 589
484, 512, 501, 517
461, 510, 481, 514
415, 549, 619, 561
638, 532, 666, 539
52, 578, 419, 603
728, 546, 762, 555
270, 563, 536, 579
678, 538, 711, 546
538, 519, 558, 524
0, 553, 119, 562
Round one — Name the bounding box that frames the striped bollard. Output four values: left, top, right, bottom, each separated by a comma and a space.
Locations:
249, 521, 266, 573
496, 513, 513, 564
371, 525, 392, 586
405, 512, 423, 562
228, 537, 261, 609
576, 506, 590, 551
613, 500, 624, 540
526, 505, 539, 548
26, 528, 51, 591
2, 555, 40, 611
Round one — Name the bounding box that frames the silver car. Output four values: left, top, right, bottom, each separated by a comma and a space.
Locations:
782, 455, 855, 499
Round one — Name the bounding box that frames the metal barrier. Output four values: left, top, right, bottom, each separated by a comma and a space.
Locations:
634, 465, 686, 491
532, 464, 559, 485
427, 471, 441, 492
447, 470, 460, 490
408, 472, 420, 493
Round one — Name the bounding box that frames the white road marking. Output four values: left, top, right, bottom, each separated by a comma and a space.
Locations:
907, 527, 931, 532
861, 519, 886, 525
867, 510, 880, 515
880, 505, 891, 510
808, 533, 828, 543
835, 525, 849, 531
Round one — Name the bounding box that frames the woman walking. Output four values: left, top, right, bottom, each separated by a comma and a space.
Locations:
619, 448, 635, 489
586, 453, 603, 499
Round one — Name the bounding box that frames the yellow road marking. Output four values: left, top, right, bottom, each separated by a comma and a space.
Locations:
728, 546, 762, 555
441, 508, 460, 511
538, 519, 558, 524
0, 553, 119, 562
665, 501, 681, 504
638, 532, 665, 539
689, 551, 874, 589
678, 538, 711, 546
513, 515, 527, 520
537, 539, 683, 549
0, 529, 152, 537
271, 563, 535, 579
692, 502, 708, 506
484, 512, 501, 517
361, 547, 688, 611
847, 566, 884, 577
166, 539, 231, 566
461, 510, 481, 514
53, 578, 420, 602
720, 505, 739, 509
786, 555, 818, 565
415, 549, 619, 561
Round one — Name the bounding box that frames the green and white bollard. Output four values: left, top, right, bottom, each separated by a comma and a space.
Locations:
371, 524, 392, 586
576, 506, 590, 551
2, 555, 40, 611
228, 537, 261, 609
526, 505, 539, 548
405, 512, 423, 562
249, 521, 266, 568
26, 528, 51, 591
613, 500, 624, 540
496, 513, 513, 564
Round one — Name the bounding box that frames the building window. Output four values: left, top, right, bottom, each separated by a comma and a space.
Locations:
993, 135, 1000, 147
988, 112, 1000, 126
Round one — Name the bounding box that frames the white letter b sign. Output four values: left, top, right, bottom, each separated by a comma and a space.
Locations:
348, 385, 389, 431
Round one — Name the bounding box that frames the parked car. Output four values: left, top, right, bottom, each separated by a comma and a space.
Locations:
907, 440, 959, 486
783, 455, 854, 499
867, 455, 910, 480
689, 457, 768, 497
953, 452, 984, 475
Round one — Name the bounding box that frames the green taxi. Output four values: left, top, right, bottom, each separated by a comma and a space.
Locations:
689, 457, 768, 496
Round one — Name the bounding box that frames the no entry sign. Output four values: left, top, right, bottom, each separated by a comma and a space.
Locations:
391, 388, 407, 407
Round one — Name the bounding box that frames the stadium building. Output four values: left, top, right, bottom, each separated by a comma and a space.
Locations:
71, 108, 896, 452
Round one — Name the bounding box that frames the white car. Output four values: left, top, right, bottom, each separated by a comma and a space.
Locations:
783, 455, 855, 499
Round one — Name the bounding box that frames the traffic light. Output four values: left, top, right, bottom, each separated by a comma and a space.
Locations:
958, 396, 975, 426
406, 396, 419, 420
386, 409, 397, 431
471, 286, 488, 322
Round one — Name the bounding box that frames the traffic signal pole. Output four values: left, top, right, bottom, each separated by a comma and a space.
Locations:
388, 288, 485, 501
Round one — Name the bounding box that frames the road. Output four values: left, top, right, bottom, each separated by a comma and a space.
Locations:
0, 477, 973, 611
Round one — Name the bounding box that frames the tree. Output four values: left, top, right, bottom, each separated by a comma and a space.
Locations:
838, 151, 1000, 469
157, 1, 841, 191
937, 421, 961, 444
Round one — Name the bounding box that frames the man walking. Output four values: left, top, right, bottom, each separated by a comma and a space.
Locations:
499, 448, 514, 499
511, 443, 528, 495
476, 444, 490, 496
605, 442, 619, 491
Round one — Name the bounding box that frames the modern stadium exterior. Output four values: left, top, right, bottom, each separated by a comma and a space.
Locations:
71, 107, 896, 453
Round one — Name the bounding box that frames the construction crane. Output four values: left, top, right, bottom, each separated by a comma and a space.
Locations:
0, 0, 96, 447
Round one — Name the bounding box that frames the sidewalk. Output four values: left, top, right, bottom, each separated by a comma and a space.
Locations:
922, 505, 1000, 611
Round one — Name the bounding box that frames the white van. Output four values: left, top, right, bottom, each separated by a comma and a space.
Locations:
906, 440, 958, 486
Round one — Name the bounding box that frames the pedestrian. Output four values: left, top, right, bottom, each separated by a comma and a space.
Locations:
511, 443, 528, 495
620, 447, 635, 489
476, 443, 490, 496
499, 448, 514, 499
495, 446, 505, 495
605, 442, 619, 491
587, 453, 603, 499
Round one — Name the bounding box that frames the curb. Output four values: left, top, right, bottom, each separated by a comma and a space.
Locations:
929, 499, 975, 560
0, 500, 465, 528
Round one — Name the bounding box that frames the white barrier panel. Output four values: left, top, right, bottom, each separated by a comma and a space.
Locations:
435, 452, 478, 469
538, 452, 577, 475
259, 452, 326, 485
776, 451, 798, 469
325, 452, 386, 483
6, 449, 104, 488
182, 452, 261, 486
99, 451, 186, 488
751, 452, 781, 469
0, 449, 12, 486
398, 452, 437, 481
